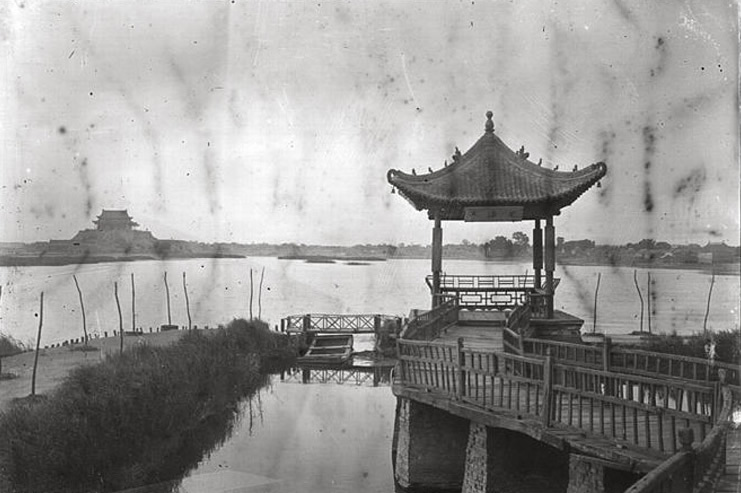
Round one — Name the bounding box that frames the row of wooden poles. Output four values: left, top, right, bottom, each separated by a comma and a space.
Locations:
23, 267, 267, 397
591, 269, 716, 335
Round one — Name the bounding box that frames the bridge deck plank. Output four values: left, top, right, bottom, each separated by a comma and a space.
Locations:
435, 323, 504, 352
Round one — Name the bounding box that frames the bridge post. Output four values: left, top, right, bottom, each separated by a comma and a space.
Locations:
457, 338, 465, 399
542, 349, 553, 427
602, 337, 612, 372
676, 428, 695, 493
302, 314, 311, 332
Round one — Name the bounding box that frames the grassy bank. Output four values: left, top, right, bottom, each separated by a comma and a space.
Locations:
0, 319, 295, 493
0, 334, 25, 380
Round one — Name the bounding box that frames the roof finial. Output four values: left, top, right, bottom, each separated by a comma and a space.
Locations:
485, 111, 494, 133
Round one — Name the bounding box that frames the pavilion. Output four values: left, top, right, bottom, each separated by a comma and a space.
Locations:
387, 111, 606, 323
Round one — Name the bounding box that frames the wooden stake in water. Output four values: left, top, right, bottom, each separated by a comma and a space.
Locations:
163, 272, 172, 326
249, 268, 254, 321
633, 269, 644, 333
258, 267, 265, 320
72, 275, 89, 345
114, 282, 123, 354
646, 272, 652, 334
131, 273, 136, 333
183, 272, 192, 331
592, 272, 601, 334
31, 292, 44, 396
703, 272, 716, 335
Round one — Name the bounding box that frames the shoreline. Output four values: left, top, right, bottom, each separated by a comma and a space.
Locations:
0, 330, 187, 412
0, 252, 737, 274
0, 253, 244, 267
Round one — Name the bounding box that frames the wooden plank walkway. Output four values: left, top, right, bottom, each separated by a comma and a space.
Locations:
715, 426, 741, 492
436, 323, 504, 352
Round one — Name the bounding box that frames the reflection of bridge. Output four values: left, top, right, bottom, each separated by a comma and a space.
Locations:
280, 313, 401, 334
393, 294, 739, 493
280, 363, 394, 387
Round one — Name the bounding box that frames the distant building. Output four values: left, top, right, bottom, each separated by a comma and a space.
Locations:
64, 209, 156, 255
93, 210, 139, 231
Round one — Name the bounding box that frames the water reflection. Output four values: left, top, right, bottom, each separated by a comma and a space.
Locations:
111, 360, 397, 493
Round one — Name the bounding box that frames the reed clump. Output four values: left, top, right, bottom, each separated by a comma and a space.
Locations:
0, 334, 25, 358
0, 319, 295, 493
637, 329, 740, 365
0, 333, 25, 380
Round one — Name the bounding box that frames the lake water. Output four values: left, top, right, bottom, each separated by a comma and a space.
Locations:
0, 257, 738, 347
178, 376, 398, 493
2, 258, 739, 493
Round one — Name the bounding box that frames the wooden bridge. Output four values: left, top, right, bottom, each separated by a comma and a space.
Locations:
393, 294, 739, 493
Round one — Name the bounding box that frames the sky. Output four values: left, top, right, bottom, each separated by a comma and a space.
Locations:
1, 0, 738, 246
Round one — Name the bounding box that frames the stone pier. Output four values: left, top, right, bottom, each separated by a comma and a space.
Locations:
393, 398, 469, 490
393, 397, 637, 493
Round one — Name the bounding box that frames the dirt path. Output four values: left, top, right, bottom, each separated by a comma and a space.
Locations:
0, 330, 186, 412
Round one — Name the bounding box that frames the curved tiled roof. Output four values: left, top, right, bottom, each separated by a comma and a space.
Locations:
387, 112, 607, 220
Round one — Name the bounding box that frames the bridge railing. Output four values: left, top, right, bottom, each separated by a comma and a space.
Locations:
523, 338, 605, 368
609, 347, 740, 386
397, 337, 547, 420
550, 362, 716, 454
623, 381, 734, 493
400, 295, 459, 341
461, 346, 547, 419
281, 313, 401, 334
397, 337, 722, 456
519, 337, 740, 387
425, 274, 560, 311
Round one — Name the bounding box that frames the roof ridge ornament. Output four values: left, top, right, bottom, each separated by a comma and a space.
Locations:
485, 111, 494, 133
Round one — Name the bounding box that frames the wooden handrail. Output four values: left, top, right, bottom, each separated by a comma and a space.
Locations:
520, 339, 739, 387
400, 295, 459, 340
622, 384, 734, 493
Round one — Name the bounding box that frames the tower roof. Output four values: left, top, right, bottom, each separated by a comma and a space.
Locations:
387, 111, 607, 220
96, 209, 133, 219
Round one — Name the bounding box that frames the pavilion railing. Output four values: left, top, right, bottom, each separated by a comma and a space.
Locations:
281, 313, 401, 334
396, 338, 724, 456
425, 274, 560, 311
400, 295, 459, 341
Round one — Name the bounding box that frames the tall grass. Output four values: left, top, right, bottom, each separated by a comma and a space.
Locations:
637, 329, 740, 365
0, 333, 25, 358
0, 319, 295, 493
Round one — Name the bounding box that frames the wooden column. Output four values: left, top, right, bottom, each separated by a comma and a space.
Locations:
533, 220, 543, 289
431, 214, 443, 308
544, 216, 555, 318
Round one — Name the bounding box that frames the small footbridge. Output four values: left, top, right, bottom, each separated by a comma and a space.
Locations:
280, 313, 401, 335
393, 294, 739, 493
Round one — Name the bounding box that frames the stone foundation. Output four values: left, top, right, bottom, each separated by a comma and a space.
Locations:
393, 398, 468, 490
567, 455, 605, 493
462, 424, 569, 493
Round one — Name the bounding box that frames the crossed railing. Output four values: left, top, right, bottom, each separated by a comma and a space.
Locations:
281, 313, 401, 334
